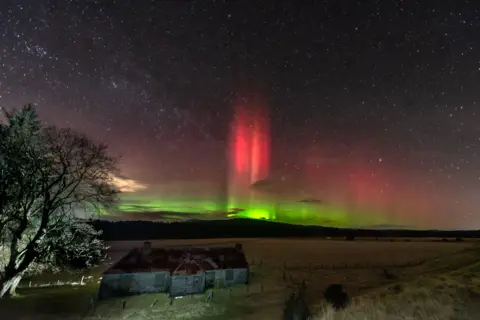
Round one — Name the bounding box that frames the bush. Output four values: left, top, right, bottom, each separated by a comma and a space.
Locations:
324, 284, 349, 310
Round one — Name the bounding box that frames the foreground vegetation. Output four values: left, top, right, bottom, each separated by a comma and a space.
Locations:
315, 263, 480, 320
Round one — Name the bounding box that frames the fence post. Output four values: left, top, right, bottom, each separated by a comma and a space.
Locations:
90, 295, 96, 310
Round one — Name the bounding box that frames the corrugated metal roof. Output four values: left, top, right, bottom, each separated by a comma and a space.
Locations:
104, 245, 248, 275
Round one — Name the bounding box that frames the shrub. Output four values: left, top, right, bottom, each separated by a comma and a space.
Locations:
324, 284, 349, 310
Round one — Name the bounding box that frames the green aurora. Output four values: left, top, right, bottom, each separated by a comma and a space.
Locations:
112, 97, 417, 229
116, 191, 398, 228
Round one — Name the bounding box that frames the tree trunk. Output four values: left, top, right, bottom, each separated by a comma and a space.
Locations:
0, 274, 22, 298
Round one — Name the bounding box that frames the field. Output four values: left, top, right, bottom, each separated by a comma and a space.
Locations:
1, 237, 480, 319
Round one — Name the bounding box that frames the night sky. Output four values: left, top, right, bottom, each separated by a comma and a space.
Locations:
1, 1, 480, 229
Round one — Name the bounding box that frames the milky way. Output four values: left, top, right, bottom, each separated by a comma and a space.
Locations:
1, 1, 480, 229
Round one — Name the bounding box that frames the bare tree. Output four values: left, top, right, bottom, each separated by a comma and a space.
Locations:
0, 105, 119, 298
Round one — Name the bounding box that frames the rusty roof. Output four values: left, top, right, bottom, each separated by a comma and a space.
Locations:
104, 246, 248, 275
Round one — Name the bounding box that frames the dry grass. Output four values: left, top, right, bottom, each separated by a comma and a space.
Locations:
315, 287, 459, 320
2, 238, 479, 319
314, 267, 480, 320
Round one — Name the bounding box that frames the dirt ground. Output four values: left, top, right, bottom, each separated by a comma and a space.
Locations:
1, 237, 479, 319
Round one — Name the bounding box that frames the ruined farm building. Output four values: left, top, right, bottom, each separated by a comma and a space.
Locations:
98, 243, 249, 299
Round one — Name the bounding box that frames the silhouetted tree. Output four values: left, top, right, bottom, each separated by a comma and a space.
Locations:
0, 105, 119, 298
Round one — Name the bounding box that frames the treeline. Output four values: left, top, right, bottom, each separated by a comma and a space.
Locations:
89, 218, 480, 241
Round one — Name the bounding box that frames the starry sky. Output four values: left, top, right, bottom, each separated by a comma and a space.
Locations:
1, 1, 480, 229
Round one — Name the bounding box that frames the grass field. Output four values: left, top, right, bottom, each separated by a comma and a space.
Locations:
1, 237, 479, 319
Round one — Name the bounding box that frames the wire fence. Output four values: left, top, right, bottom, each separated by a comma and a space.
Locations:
17, 256, 425, 291
17, 275, 100, 289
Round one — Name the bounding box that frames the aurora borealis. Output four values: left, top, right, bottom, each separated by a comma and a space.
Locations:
2, 1, 480, 229
227, 93, 272, 220
112, 92, 473, 230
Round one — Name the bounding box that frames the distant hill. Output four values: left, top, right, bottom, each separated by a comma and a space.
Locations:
298, 198, 324, 204
89, 218, 480, 241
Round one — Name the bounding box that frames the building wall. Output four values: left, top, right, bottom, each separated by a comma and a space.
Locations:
98, 265, 249, 299
99, 271, 170, 299
205, 270, 216, 287
213, 268, 248, 287
227, 268, 249, 286
169, 274, 206, 297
